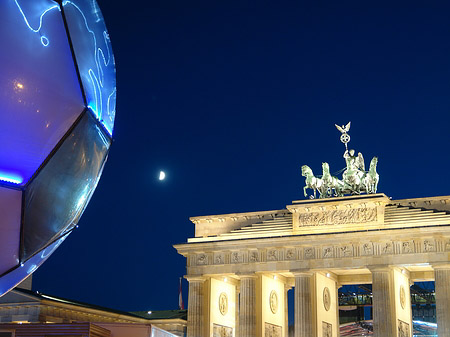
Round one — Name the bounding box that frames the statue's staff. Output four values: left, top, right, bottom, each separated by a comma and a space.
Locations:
335, 122, 351, 152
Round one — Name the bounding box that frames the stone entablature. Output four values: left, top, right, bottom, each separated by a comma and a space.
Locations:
175, 195, 450, 281
186, 194, 450, 243
180, 230, 450, 278
190, 210, 291, 238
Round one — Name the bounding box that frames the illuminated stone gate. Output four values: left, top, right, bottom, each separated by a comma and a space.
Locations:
174, 194, 450, 337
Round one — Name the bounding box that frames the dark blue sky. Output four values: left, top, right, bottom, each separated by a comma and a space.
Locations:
34, 0, 450, 312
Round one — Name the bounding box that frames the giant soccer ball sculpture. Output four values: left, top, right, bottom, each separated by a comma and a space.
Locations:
0, 0, 116, 296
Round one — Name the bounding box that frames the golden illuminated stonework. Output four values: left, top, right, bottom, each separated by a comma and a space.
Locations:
269, 290, 278, 314
400, 285, 406, 309
218, 292, 228, 316
323, 287, 331, 311
175, 193, 450, 337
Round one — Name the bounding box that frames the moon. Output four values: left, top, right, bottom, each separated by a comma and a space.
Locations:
159, 171, 166, 181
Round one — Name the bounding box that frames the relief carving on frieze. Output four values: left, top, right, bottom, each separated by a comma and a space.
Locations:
323, 246, 334, 258
249, 251, 259, 262
264, 322, 282, 337
361, 242, 373, 256
213, 324, 233, 337
197, 254, 208, 265
322, 321, 332, 337
398, 320, 409, 337
304, 247, 315, 259
340, 245, 353, 257
423, 239, 436, 252
285, 248, 297, 260
401, 241, 414, 254
267, 249, 278, 261
214, 253, 224, 265
298, 207, 377, 227
381, 241, 394, 255
445, 239, 450, 251
232, 251, 245, 263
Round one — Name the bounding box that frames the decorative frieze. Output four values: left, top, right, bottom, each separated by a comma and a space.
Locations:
445, 240, 450, 251
380, 241, 394, 255
361, 242, 374, 256
197, 253, 208, 265
398, 320, 409, 337
298, 207, 377, 227
264, 322, 282, 337
214, 253, 225, 265
213, 324, 233, 337
340, 245, 353, 257
323, 246, 334, 258
267, 249, 278, 261
189, 237, 450, 266
423, 239, 436, 252
231, 252, 244, 264
304, 247, 315, 259
249, 250, 259, 262
322, 321, 332, 337
285, 248, 297, 260
401, 241, 414, 254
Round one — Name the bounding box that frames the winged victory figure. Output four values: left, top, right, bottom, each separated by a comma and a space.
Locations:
335, 122, 351, 134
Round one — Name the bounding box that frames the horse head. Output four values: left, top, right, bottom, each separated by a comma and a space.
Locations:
301, 165, 312, 177
322, 162, 330, 175
369, 157, 378, 171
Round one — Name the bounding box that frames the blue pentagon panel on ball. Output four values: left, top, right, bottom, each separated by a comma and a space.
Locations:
0, 0, 116, 297
0, 0, 85, 185
22, 112, 110, 260
63, 0, 117, 135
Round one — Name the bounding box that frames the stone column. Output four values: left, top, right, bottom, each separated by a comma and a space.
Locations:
239, 275, 257, 337
187, 277, 205, 337
336, 284, 342, 337
370, 266, 395, 337
235, 284, 240, 336
294, 272, 313, 337
434, 264, 450, 336
285, 284, 291, 337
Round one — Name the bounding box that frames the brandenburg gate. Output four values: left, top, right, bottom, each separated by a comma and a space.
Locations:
174, 123, 450, 337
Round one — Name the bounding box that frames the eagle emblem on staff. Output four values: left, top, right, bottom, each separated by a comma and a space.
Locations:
301, 122, 379, 199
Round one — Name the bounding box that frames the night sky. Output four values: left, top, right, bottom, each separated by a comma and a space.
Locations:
33, 0, 450, 312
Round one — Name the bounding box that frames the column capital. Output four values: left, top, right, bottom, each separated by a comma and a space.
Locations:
236, 273, 258, 279
367, 264, 393, 272
433, 263, 450, 270
291, 269, 313, 277
185, 275, 207, 282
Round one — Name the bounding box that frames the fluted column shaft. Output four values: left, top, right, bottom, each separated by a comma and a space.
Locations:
187, 278, 205, 337
435, 266, 450, 336
294, 273, 313, 337
239, 276, 257, 337
371, 268, 394, 337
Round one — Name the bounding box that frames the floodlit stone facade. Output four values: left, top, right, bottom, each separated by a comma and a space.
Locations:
174, 194, 450, 337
